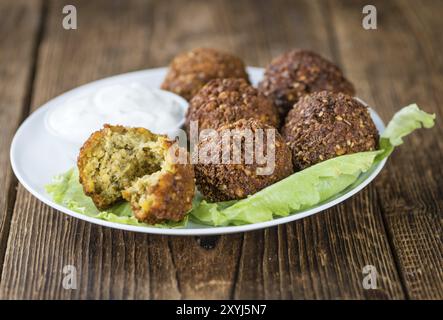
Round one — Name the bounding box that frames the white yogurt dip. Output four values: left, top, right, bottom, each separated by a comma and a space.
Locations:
45, 83, 187, 145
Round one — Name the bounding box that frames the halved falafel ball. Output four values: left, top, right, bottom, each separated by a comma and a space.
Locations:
194, 118, 293, 202
77, 125, 195, 223
185, 78, 279, 133
258, 49, 355, 118
281, 91, 379, 171
161, 48, 249, 101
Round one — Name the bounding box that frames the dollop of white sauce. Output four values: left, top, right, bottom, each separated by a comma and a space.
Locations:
46, 83, 186, 145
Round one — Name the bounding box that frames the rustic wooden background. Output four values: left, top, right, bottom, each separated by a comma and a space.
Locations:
0, 0, 441, 300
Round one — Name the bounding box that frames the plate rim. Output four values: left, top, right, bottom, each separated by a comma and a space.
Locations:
10, 67, 387, 236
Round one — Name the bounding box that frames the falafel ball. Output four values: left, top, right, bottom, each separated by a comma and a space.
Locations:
258, 49, 355, 118
77, 125, 195, 223
194, 118, 293, 202
185, 78, 280, 133
281, 91, 379, 171
161, 48, 249, 101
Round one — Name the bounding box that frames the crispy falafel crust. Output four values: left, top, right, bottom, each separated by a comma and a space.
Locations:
77, 125, 195, 223
185, 78, 280, 132
122, 140, 195, 224
194, 119, 293, 202
258, 49, 355, 118
281, 91, 379, 171
161, 48, 249, 101
133, 162, 195, 224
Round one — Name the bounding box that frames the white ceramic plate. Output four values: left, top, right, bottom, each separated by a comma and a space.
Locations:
10, 67, 387, 235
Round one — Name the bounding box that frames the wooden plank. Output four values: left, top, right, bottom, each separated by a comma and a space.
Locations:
0, 0, 162, 299
329, 0, 443, 299
1, 0, 408, 299
0, 0, 247, 299
219, 0, 405, 299
0, 0, 43, 276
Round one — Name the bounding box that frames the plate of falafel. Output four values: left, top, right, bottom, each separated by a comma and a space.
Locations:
10, 48, 435, 235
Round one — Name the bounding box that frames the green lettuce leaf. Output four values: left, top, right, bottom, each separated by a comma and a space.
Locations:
377, 104, 436, 160
46, 104, 435, 228
190, 104, 435, 226
190, 151, 381, 226
45, 169, 188, 228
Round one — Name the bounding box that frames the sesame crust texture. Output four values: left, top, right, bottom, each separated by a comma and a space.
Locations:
258, 49, 355, 118
281, 91, 379, 171
194, 118, 293, 202
161, 48, 249, 101
186, 78, 280, 132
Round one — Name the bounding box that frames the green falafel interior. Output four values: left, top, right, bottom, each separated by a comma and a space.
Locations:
45, 168, 188, 228
46, 104, 434, 228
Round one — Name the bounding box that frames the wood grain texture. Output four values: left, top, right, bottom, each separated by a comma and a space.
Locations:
328, 0, 443, 299
0, 0, 43, 275
0, 0, 441, 300
228, 0, 405, 299
0, 0, 161, 299
0, 0, 247, 300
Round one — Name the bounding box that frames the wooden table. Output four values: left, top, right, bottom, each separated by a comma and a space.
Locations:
0, 0, 441, 300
